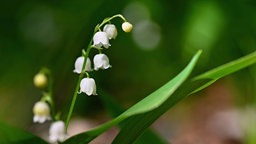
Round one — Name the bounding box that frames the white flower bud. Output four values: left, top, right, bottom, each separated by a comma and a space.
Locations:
79, 78, 97, 96
103, 24, 118, 39
122, 22, 133, 32
93, 54, 111, 70
34, 73, 47, 88
49, 121, 68, 143
73, 56, 92, 74
93, 32, 111, 48
33, 101, 51, 123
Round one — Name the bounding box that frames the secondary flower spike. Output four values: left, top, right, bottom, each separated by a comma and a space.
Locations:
49, 121, 68, 143
33, 101, 51, 123
79, 78, 97, 96
73, 56, 92, 74
103, 24, 118, 39
93, 32, 111, 48
93, 54, 111, 70
122, 22, 133, 32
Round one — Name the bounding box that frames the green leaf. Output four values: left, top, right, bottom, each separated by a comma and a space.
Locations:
63, 50, 202, 144
112, 51, 256, 143
0, 121, 47, 144
98, 89, 168, 144
98, 89, 124, 118
190, 51, 256, 94
134, 129, 168, 144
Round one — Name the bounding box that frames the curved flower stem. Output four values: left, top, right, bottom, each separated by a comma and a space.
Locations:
65, 14, 127, 131
47, 70, 56, 121
97, 14, 126, 31
40, 68, 56, 121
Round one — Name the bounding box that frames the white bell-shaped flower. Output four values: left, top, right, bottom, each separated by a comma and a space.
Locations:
93, 54, 111, 70
73, 56, 92, 74
49, 121, 68, 143
79, 78, 97, 96
103, 24, 118, 39
93, 32, 111, 48
33, 101, 51, 123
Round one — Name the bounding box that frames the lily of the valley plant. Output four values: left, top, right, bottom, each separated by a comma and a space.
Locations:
32, 14, 132, 143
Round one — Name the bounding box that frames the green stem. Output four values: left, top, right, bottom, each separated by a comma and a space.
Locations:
98, 14, 126, 30
65, 40, 92, 130
40, 68, 56, 121
48, 70, 56, 121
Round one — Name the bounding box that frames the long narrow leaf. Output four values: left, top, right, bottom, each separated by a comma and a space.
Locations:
63, 50, 202, 144
113, 51, 256, 143
191, 51, 256, 94
0, 121, 47, 144
99, 89, 168, 144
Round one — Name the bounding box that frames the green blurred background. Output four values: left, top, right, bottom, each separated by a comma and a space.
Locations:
0, 0, 255, 143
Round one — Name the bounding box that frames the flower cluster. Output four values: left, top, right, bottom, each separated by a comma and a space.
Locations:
74, 21, 132, 96
32, 71, 68, 143
32, 14, 132, 143
33, 72, 51, 124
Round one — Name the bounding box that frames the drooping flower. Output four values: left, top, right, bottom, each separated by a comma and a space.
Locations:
93, 54, 111, 70
49, 121, 68, 143
103, 24, 118, 39
73, 56, 92, 74
79, 78, 97, 96
34, 73, 47, 88
93, 32, 111, 48
33, 101, 51, 123
122, 22, 133, 32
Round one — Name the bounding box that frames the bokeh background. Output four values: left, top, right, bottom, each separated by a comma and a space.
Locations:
0, 0, 255, 143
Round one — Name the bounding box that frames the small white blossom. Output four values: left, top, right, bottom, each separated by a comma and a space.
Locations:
122, 22, 133, 32
93, 54, 111, 70
79, 78, 97, 96
93, 32, 111, 48
73, 56, 92, 74
33, 101, 51, 123
34, 73, 47, 88
103, 24, 118, 39
49, 121, 68, 143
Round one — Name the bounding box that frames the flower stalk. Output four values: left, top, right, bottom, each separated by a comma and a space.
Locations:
65, 14, 131, 131
33, 68, 56, 123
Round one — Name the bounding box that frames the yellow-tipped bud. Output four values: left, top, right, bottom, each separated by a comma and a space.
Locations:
34, 73, 47, 88
122, 22, 133, 33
